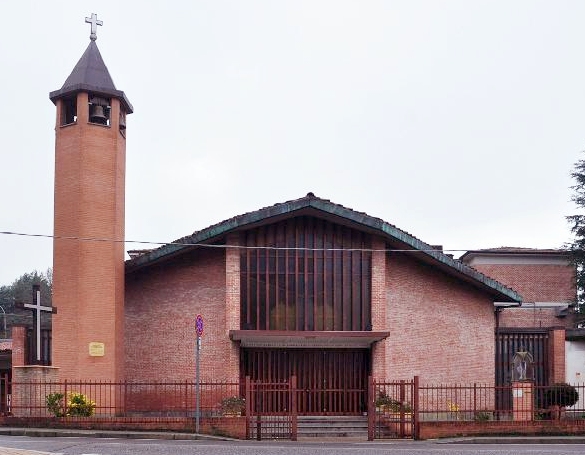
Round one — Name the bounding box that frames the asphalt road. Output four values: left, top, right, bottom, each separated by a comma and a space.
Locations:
1, 437, 585, 455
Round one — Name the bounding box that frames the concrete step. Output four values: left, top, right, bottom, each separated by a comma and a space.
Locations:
297, 416, 368, 438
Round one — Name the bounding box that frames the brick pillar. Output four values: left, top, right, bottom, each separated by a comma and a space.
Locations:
371, 237, 387, 379
11, 366, 59, 417
11, 325, 26, 368
225, 233, 241, 381
512, 381, 533, 421
549, 328, 566, 384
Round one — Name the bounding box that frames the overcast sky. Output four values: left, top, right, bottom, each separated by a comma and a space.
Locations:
1, 0, 584, 286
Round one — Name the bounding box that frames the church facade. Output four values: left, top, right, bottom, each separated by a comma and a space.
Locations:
10, 15, 575, 419
123, 194, 525, 411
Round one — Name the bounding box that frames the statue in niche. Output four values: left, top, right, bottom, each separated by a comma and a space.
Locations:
512, 350, 534, 381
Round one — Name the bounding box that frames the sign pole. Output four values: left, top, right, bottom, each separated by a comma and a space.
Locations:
195, 315, 204, 433
195, 336, 200, 432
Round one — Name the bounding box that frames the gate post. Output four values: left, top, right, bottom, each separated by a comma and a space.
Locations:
367, 376, 374, 441
245, 376, 251, 439
399, 380, 406, 437
291, 375, 297, 441
413, 376, 420, 440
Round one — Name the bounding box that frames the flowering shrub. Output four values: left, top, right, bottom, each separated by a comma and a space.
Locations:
447, 401, 460, 412
46, 392, 96, 417
67, 392, 96, 416
447, 401, 461, 420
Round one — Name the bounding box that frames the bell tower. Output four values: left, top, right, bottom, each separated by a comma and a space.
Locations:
49, 14, 133, 381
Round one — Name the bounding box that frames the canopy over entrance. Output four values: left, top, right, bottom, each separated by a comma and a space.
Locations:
230, 330, 389, 349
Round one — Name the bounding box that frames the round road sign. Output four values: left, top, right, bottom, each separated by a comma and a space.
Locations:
196, 314, 204, 337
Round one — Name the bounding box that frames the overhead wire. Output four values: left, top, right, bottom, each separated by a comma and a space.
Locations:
0, 230, 494, 254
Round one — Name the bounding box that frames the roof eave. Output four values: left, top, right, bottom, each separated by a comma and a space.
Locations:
49, 84, 134, 114
125, 196, 522, 302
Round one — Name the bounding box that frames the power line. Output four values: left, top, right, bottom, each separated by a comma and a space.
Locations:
0, 230, 486, 254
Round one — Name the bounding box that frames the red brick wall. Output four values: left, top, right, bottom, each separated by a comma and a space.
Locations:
473, 262, 575, 329
11, 326, 26, 368
499, 307, 568, 328
0, 416, 246, 439
419, 420, 585, 440
472, 263, 575, 303
224, 234, 241, 380
371, 237, 387, 378
380, 253, 495, 384
11, 366, 59, 417
549, 329, 566, 383
125, 248, 237, 382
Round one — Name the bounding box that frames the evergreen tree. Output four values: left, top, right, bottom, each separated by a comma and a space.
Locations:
566, 157, 585, 317
0, 268, 52, 313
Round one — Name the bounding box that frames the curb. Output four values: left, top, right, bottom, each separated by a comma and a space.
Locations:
0, 427, 237, 442
436, 436, 585, 444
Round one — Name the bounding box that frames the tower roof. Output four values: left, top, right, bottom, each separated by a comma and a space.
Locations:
49, 40, 133, 113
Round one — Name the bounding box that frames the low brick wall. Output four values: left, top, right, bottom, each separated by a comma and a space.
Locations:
419, 420, 585, 439
0, 416, 246, 440
11, 366, 59, 417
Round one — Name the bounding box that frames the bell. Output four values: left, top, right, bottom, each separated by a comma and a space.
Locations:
90, 105, 108, 125
119, 113, 126, 130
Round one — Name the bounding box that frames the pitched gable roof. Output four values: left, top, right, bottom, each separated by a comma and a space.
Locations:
125, 193, 521, 302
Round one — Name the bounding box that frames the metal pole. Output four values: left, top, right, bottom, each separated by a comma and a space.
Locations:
35, 289, 42, 362
196, 335, 201, 433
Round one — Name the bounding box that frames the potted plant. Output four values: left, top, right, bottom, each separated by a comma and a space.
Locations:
374, 390, 412, 436
220, 396, 245, 416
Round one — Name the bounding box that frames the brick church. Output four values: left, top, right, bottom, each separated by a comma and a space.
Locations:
11, 15, 577, 416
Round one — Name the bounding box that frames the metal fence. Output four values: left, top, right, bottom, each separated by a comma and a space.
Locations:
2, 376, 585, 440
7, 378, 240, 419
418, 382, 585, 422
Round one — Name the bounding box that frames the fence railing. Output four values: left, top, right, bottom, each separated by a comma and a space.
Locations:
2, 376, 585, 440
6, 379, 240, 419
417, 382, 585, 422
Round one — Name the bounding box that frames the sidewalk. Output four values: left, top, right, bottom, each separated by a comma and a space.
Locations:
1, 427, 585, 447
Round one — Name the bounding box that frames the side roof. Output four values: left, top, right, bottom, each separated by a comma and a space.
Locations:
459, 247, 570, 263
125, 193, 522, 302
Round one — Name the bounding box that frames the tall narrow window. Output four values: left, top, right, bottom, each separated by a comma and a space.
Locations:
240, 217, 372, 331
60, 96, 77, 125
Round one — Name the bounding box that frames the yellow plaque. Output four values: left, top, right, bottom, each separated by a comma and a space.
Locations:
89, 342, 105, 357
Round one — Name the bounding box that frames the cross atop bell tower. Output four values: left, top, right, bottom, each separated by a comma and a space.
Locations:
49, 15, 133, 382
85, 13, 103, 41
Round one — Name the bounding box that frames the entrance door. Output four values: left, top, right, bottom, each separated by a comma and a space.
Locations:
241, 348, 370, 415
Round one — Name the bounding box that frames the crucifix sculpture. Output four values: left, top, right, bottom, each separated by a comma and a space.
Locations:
85, 13, 103, 41
23, 284, 57, 364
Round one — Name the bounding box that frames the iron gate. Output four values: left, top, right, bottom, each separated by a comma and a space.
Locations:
242, 348, 369, 414
370, 378, 416, 439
